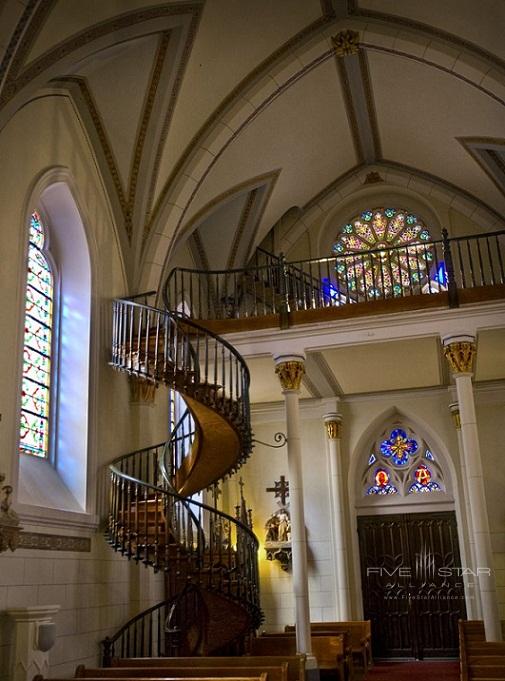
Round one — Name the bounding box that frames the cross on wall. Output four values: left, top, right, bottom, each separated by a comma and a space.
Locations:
266, 475, 290, 506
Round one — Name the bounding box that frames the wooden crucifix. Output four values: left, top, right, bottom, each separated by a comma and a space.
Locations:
266, 475, 290, 506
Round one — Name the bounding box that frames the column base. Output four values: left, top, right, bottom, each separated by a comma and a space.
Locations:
305, 654, 320, 681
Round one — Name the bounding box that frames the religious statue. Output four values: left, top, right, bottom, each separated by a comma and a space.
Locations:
277, 509, 290, 542
264, 476, 292, 571
0, 473, 21, 552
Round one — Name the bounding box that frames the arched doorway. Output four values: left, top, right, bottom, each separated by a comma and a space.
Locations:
354, 418, 466, 659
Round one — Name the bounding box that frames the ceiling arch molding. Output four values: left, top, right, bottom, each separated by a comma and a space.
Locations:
140, 170, 280, 297
315, 186, 444, 259
0, 4, 201, 129
276, 162, 505, 257
146, 17, 505, 272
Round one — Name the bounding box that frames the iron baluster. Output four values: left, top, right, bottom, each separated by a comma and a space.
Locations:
476, 237, 486, 286
360, 253, 368, 301
456, 238, 466, 288
441, 228, 459, 307
486, 236, 495, 285
425, 244, 433, 294
405, 245, 413, 296
466, 238, 476, 287
496, 235, 505, 283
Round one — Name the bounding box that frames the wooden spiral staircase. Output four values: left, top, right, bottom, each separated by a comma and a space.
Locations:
102, 298, 262, 665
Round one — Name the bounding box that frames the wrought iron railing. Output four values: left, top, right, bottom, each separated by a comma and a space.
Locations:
111, 299, 252, 459
104, 454, 261, 653
163, 229, 505, 320
105, 301, 260, 660
101, 584, 208, 665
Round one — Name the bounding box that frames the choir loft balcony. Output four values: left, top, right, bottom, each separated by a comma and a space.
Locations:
163, 229, 505, 334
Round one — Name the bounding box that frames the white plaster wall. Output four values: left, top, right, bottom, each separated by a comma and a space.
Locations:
236, 415, 336, 630
0, 536, 164, 679
0, 94, 170, 675
245, 384, 505, 628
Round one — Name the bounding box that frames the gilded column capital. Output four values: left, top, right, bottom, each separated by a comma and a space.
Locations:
442, 335, 476, 375
274, 354, 305, 392
448, 402, 461, 430
331, 29, 360, 57
324, 413, 343, 440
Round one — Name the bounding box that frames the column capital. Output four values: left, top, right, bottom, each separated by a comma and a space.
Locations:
442, 334, 476, 375
323, 413, 343, 440
6, 606, 60, 622
129, 375, 157, 404
274, 354, 305, 392
448, 402, 461, 430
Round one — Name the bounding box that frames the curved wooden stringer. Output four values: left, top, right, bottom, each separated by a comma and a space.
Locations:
102, 299, 261, 664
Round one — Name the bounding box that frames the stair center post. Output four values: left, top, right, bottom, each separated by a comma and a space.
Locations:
274, 354, 318, 677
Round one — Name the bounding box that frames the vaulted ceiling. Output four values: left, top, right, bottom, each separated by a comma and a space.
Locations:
1, 0, 504, 291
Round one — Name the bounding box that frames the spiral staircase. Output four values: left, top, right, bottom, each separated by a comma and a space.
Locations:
102, 298, 262, 665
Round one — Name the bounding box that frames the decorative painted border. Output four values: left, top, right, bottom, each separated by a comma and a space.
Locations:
18, 531, 91, 552
348, 0, 505, 73
1, 4, 202, 107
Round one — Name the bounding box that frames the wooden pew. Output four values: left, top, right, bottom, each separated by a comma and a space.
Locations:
459, 620, 505, 681
111, 657, 305, 681
285, 621, 371, 669
250, 635, 345, 681
261, 631, 353, 681
34, 677, 267, 681
74, 667, 287, 681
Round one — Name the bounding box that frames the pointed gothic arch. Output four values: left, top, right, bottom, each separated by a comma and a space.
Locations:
16, 171, 94, 517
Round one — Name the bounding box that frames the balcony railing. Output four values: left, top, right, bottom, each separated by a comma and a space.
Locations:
163, 229, 505, 322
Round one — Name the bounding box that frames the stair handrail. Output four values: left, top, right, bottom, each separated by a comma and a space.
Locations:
113, 299, 251, 383
108, 463, 260, 542
162, 229, 505, 320
108, 298, 261, 656
111, 300, 252, 464
157, 430, 207, 552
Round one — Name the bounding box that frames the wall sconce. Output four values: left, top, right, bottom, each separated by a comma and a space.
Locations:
37, 622, 57, 652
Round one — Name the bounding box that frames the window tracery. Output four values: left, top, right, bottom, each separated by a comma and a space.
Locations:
332, 208, 434, 297
362, 425, 444, 497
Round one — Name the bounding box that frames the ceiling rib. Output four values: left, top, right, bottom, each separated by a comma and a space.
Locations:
334, 32, 381, 164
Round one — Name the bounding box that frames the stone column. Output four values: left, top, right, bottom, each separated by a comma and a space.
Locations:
7, 605, 60, 681
274, 354, 313, 659
324, 413, 351, 620
449, 401, 482, 619
443, 335, 501, 641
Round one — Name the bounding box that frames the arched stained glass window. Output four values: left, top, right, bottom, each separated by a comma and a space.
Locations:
19, 211, 55, 458
332, 208, 433, 298
362, 425, 444, 497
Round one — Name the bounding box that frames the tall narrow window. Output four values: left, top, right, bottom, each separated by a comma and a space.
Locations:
19, 211, 55, 459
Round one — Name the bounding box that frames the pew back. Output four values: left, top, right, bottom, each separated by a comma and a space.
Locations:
111, 657, 305, 681
35, 677, 267, 681
75, 667, 287, 681
250, 636, 344, 674
284, 621, 371, 668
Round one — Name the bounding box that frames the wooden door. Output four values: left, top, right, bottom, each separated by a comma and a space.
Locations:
357, 511, 466, 659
